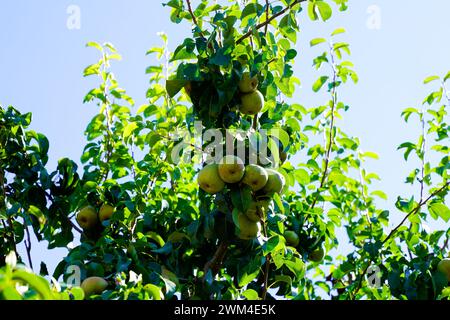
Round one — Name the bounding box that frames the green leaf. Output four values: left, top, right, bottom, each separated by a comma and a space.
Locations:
310, 38, 326, 47
312, 76, 329, 92
165, 79, 188, 98
307, 2, 318, 21
238, 256, 264, 287
69, 287, 85, 300
443, 71, 450, 82
294, 169, 310, 185
242, 289, 260, 300
144, 284, 163, 300
331, 27, 346, 36
428, 203, 450, 222
12, 270, 54, 300
316, 1, 332, 21
86, 42, 103, 52
423, 75, 440, 84
263, 235, 285, 255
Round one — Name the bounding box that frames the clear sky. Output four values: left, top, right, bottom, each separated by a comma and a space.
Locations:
1, 0, 449, 276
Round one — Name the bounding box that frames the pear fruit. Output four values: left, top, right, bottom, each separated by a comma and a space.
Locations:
284, 231, 300, 247
437, 258, 450, 282
242, 164, 269, 192
76, 206, 99, 230
245, 200, 271, 222
99, 204, 115, 222
239, 90, 264, 115
198, 164, 225, 194
238, 72, 258, 93
80, 277, 108, 298
237, 213, 260, 240
309, 247, 325, 263
261, 169, 285, 195
218, 155, 245, 184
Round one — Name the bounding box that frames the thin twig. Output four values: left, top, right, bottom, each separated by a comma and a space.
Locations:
236, 0, 306, 44
185, 0, 205, 38
352, 181, 450, 298
259, 206, 271, 300
382, 182, 449, 247
203, 241, 229, 280
24, 225, 34, 271
309, 43, 338, 211
252, 114, 258, 131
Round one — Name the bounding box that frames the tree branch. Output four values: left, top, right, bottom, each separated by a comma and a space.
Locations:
264, 0, 270, 35
381, 181, 449, 247
185, 0, 205, 38
24, 225, 34, 271
236, 0, 306, 44
352, 180, 450, 298
203, 241, 229, 280
309, 43, 338, 211
257, 205, 271, 300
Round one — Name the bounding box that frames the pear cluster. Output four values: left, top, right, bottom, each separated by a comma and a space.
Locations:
75, 204, 115, 299
238, 72, 264, 115
197, 155, 285, 241
76, 203, 116, 232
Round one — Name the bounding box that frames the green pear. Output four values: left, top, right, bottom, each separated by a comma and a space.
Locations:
309, 247, 325, 263
81, 277, 108, 298
238, 72, 259, 93
245, 200, 271, 222
239, 90, 264, 115
284, 231, 300, 247
242, 164, 269, 191
218, 155, 245, 184
198, 164, 225, 194
261, 169, 285, 195
237, 213, 260, 240
437, 258, 450, 282
76, 206, 99, 230
99, 204, 115, 222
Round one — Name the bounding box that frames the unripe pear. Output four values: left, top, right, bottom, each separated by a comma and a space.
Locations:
218, 155, 245, 184
242, 164, 269, 192
437, 258, 450, 282
309, 247, 325, 263
284, 231, 300, 247
261, 169, 285, 195
239, 90, 264, 115
80, 277, 108, 298
238, 72, 259, 93
99, 204, 115, 222
237, 213, 260, 240
245, 200, 271, 222
197, 164, 226, 194
76, 206, 99, 230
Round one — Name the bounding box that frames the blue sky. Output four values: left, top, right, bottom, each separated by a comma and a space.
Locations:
1, 0, 450, 276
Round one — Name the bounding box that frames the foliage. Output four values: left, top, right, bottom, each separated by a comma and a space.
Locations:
0, 0, 449, 300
